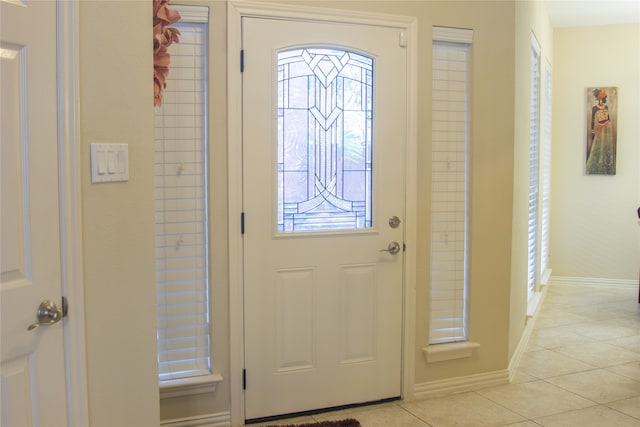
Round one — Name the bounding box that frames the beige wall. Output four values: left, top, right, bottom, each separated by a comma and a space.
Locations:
510, 0, 553, 357
551, 23, 640, 281
80, 1, 160, 426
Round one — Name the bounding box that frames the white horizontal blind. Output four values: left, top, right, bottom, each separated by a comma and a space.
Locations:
154, 6, 210, 382
429, 27, 472, 344
527, 36, 541, 297
540, 62, 552, 276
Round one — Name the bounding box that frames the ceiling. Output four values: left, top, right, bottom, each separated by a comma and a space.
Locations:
544, 0, 640, 27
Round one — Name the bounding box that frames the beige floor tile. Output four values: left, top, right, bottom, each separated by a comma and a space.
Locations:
400, 392, 525, 427
316, 404, 428, 427
525, 344, 547, 352
537, 302, 572, 314
540, 293, 618, 308
606, 361, 640, 381
477, 380, 595, 419
596, 300, 640, 316
572, 321, 638, 341
605, 314, 640, 330
606, 335, 640, 353
533, 404, 640, 427
533, 312, 591, 329
553, 341, 640, 368
545, 369, 640, 403
529, 326, 596, 349
517, 349, 595, 379
510, 370, 538, 384
563, 303, 631, 321
607, 396, 640, 420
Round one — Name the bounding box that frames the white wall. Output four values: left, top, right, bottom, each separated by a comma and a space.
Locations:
551, 23, 640, 281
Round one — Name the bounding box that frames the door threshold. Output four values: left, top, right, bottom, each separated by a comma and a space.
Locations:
245, 396, 400, 424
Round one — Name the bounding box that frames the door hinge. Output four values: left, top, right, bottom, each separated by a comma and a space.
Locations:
241, 212, 245, 235
240, 49, 245, 73
242, 369, 247, 390
399, 30, 408, 48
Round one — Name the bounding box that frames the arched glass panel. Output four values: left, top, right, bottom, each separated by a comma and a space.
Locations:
277, 48, 373, 233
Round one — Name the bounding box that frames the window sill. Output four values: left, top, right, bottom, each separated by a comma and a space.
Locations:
160, 373, 224, 399
423, 341, 480, 363
527, 291, 543, 318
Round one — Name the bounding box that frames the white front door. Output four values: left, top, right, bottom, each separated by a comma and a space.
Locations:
1, 1, 69, 426
243, 17, 407, 421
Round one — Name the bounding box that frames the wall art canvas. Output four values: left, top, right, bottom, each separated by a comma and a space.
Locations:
586, 86, 617, 175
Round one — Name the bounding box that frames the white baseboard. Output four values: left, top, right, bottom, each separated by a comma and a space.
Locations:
160, 412, 231, 427
413, 369, 510, 400
549, 276, 638, 288
509, 310, 537, 382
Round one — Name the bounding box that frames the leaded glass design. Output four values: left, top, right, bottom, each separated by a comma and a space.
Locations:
277, 48, 373, 232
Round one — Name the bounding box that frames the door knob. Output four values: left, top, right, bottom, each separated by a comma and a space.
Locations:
27, 298, 67, 331
380, 241, 401, 255
388, 216, 401, 228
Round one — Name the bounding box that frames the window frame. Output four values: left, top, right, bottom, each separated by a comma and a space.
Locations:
425, 26, 479, 361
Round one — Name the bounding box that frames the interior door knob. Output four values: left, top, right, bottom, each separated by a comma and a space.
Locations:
380, 241, 401, 255
388, 216, 401, 228
27, 298, 67, 331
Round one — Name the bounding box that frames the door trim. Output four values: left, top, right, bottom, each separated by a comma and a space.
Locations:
227, 2, 417, 424
58, 1, 89, 425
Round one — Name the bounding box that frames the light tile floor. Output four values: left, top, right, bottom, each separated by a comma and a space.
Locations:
249, 283, 640, 426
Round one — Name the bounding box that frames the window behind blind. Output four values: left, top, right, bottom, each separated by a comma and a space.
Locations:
429, 27, 472, 345
154, 5, 210, 382
527, 35, 541, 297
540, 61, 552, 277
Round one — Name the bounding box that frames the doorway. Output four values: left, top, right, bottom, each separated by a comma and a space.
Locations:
227, 1, 417, 423
242, 15, 406, 422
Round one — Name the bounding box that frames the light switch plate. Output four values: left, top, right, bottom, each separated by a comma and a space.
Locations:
90, 143, 129, 183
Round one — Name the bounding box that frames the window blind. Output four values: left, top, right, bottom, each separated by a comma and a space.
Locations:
154, 6, 210, 382
540, 62, 552, 276
429, 27, 472, 344
527, 35, 541, 297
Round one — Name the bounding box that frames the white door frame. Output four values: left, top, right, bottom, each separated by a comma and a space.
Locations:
227, 2, 417, 424
57, 1, 89, 425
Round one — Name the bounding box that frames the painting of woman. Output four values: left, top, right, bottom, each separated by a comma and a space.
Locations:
586, 87, 617, 175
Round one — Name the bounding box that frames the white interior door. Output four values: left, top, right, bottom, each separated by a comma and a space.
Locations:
243, 17, 407, 421
1, 1, 69, 426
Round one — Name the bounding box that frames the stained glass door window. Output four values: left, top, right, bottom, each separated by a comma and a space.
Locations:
277, 48, 373, 232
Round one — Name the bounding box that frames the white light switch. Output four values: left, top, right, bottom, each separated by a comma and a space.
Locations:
97, 151, 107, 175
91, 143, 129, 183
108, 151, 116, 174
117, 150, 127, 174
